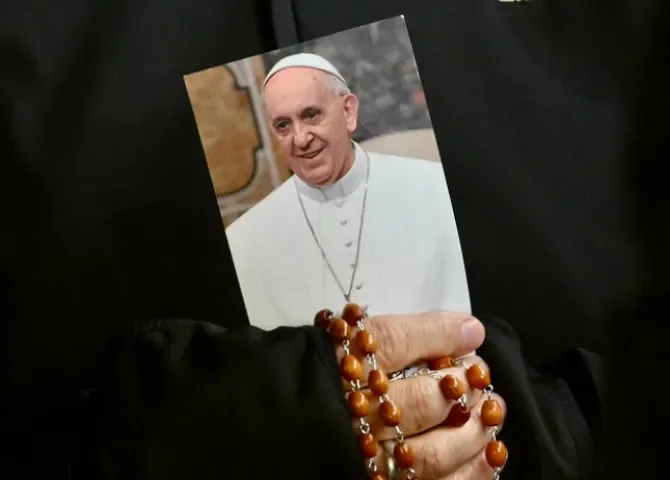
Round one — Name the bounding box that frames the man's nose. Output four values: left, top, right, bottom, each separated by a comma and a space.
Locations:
293, 126, 312, 149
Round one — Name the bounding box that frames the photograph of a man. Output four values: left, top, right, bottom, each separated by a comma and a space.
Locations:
223, 50, 470, 329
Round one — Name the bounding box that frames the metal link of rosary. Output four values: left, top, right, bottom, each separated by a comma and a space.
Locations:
295, 147, 371, 304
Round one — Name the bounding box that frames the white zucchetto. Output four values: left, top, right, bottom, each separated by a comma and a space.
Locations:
262, 53, 347, 89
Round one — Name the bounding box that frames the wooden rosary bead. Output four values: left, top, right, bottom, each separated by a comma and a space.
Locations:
359, 432, 378, 458
466, 364, 491, 390
368, 369, 389, 396
340, 355, 363, 381
370, 473, 389, 480
329, 318, 352, 342
347, 391, 370, 417
481, 399, 503, 427
485, 440, 508, 468
378, 400, 401, 427
444, 404, 471, 427
342, 303, 366, 326
393, 442, 416, 469
428, 355, 454, 370
355, 330, 377, 354
313, 309, 332, 329
439, 374, 465, 400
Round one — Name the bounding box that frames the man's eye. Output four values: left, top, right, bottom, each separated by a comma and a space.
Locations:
304, 110, 318, 119
275, 121, 288, 130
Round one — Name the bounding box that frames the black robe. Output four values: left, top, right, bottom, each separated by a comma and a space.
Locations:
0, 1, 654, 479
597, 0, 670, 476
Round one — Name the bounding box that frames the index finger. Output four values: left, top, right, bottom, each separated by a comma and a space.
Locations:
361, 311, 485, 373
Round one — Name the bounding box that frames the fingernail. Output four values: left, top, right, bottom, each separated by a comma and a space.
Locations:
460, 318, 484, 347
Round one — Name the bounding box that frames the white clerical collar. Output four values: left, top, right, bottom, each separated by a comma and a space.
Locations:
294, 142, 367, 203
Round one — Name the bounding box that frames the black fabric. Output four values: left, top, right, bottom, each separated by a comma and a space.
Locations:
1, 0, 273, 427
598, 0, 670, 475
0, 0, 657, 479
1, 0, 278, 477
270, 0, 300, 47
83, 320, 366, 480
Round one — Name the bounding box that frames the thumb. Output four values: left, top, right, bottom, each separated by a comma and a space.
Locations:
364, 311, 485, 373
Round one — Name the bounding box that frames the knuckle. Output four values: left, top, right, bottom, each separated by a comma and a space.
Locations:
369, 316, 411, 369
408, 377, 441, 431
418, 375, 439, 401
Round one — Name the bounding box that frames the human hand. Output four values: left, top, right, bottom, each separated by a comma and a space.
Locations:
320, 308, 508, 479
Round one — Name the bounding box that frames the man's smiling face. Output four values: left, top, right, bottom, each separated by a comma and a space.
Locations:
264, 67, 358, 187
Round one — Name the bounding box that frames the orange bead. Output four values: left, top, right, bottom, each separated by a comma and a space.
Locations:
355, 330, 377, 354
439, 374, 465, 400
313, 309, 332, 329
329, 318, 352, 342
359, 432, 378, 458
393, 442, 415, 469
444, 404, 470, 427
378, 400, 401, 427
486, 440, 508, 468
347, 391, 369, 417
368, 369, 389, 396
342, 303, 366, 326
466, 364, 490, 390
481, 399, 503, 427
428, 356, 454, 370
370, 474, 389, 480
340, 355, 362, 381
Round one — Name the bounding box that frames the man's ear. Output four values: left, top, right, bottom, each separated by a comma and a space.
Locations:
343, 93, 359, 134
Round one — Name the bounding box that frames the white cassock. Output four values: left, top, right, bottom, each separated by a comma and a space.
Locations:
225, 141, 471, 330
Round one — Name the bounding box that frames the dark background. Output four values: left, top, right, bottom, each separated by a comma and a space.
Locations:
1, 0, 667, 478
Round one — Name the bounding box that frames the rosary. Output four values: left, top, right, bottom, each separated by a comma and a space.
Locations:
314, 303, 508, 480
